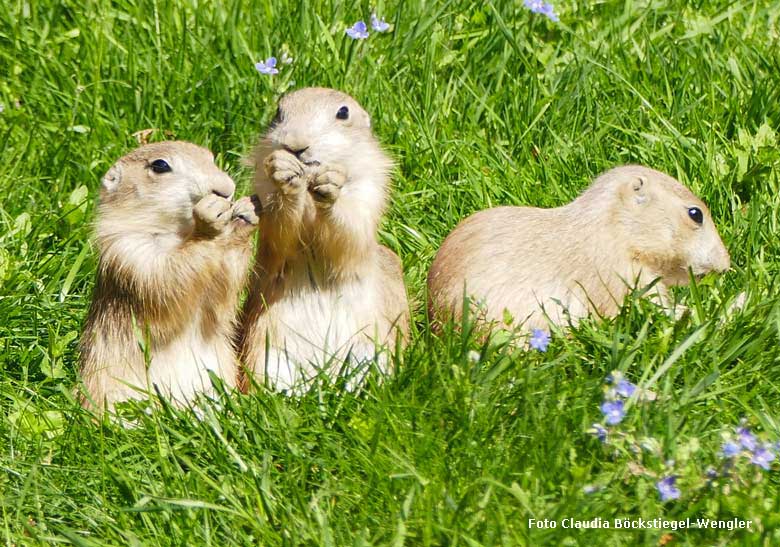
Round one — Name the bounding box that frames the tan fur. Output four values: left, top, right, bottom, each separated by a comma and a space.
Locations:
428, 165, 731, 331
79, 141, 259, 410
239, 87, 409, 391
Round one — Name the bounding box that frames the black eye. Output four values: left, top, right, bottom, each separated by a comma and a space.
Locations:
688, 207, 703, 224
336, 106, 349, 120
150, 159, 171, 173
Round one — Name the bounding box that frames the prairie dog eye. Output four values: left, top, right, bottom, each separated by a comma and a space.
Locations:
336, 106, 349, 120
149, 159, 172, 174
688, 207, 703, 225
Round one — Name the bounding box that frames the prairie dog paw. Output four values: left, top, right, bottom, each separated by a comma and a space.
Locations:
308, 164, 347, 205
194, 193, 232, 237
264, 150, 306, 195
229, 195, 261, 234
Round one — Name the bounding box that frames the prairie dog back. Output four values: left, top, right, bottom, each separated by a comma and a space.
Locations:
428, 165, 730, 332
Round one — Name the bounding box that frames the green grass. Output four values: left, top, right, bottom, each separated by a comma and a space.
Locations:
2, 0, 780, 544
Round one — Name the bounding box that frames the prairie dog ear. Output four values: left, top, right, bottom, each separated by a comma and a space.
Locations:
622, 175, 648, 205
101, 164, 123, 193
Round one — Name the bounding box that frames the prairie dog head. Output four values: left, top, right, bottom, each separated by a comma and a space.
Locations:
257, 87, 392, 181
591, 165, 730, 284
99, 141, 235, 232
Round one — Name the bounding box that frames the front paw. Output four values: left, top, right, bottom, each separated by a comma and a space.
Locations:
308, 164, 347, 206
193, 193, 232, 237
229, 195, 261, 235
263, 150, 306, 195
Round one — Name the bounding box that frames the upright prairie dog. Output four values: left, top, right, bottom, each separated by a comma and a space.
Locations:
239, 87, 409, 391
428, 165, 731, 332
79, 141, 259, 410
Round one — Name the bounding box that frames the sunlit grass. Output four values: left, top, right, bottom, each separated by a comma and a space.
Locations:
1, 0, 779, 544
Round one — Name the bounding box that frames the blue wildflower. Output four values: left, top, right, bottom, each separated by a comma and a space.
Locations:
255, 57, 279, 75
736, 427, 757, 452
720, 441, 741, 458
346, 21, 369, 39
656, 476, 680, 501
529, 329, 550, 351
371, 12, 390, 32
751, 445, 775, 470
523, 0, 559, 22
589, 423, 608, 442
540, 2, 560, 22
705, 467, 719, 479
600, 399, 625, 426
524, 0, 544, 11
615, 379, 637, 398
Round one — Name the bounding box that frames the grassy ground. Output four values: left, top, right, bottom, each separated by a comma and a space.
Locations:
2, 0, 780, 544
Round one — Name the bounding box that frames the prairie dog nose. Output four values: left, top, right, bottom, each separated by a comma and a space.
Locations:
284, 145, 309, 158
716, 247, 731, 272
211, 173, 236, 200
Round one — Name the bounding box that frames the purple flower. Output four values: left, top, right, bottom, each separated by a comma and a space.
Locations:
371, 12, 390, 32
589, 423, 608, 442
615, 379, 637, 398
346, 21, 369, 39
705, 467, 719, 479
600, 399, 625, 426
540, 2, 560, 22
736, 427, 757, 452
255, 57, 278, 75
656, 476, 680, 501
751, 445, 775, 470
720, 441, 741, 458
523, 0, 559, 22
529, 329, 550, 351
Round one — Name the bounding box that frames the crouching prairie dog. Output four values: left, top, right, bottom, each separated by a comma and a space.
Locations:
79, 141, 259, 410
428, 165, 731, 332
239, 87, 409, 391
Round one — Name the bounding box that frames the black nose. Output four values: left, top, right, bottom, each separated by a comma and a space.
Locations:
213, 190, 231, 198
284, 146, 309, 158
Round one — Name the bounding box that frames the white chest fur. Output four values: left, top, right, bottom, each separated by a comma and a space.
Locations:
105, 318, 236, 405
259, 275, 390, 391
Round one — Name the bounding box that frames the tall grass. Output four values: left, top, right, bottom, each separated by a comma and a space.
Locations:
1, 1, 779, 544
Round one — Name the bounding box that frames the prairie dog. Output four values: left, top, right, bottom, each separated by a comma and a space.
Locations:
240, 87, 409, 391
428, 165, 731, 331
79, 141, 259, 410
